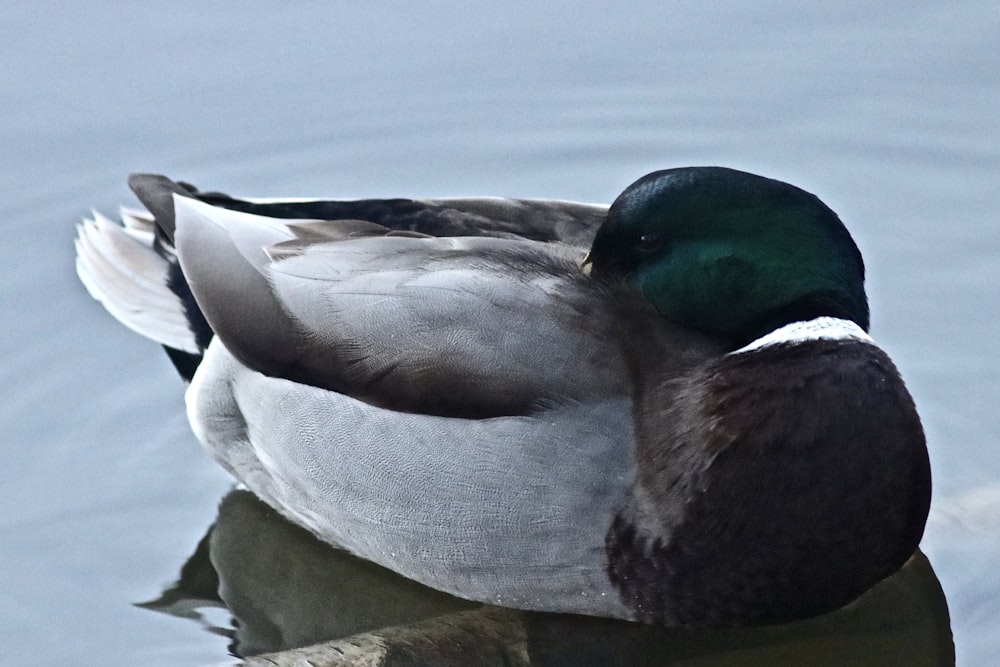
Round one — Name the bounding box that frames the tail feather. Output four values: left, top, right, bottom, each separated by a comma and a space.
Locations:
118, 205, 158, 243
75, 210, 201, 356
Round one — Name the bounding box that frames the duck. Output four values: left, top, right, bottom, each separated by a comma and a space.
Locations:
74, 166, 931, 627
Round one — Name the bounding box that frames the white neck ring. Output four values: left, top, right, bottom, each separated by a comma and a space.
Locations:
730, 316, 874, 355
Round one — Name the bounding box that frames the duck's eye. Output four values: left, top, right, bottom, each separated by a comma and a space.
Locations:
636, 233, 664, 254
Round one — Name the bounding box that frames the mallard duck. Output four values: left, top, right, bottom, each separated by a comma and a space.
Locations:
75, 167, 930, 627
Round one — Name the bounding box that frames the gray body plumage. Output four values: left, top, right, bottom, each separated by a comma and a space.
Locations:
191, 342, 635, 616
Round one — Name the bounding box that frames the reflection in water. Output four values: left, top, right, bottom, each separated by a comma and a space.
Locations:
143, 489, 954, 666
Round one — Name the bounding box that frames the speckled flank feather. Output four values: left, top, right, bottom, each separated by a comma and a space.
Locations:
189, 341, 638, 617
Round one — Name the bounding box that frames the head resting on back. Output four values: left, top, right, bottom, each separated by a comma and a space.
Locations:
587, 167, 869, 348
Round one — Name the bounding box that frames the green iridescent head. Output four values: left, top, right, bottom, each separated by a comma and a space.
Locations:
588, 167, 869, 346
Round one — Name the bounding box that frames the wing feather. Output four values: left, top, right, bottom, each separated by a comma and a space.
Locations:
151, 171, 607, 246
174, 197, 629, 417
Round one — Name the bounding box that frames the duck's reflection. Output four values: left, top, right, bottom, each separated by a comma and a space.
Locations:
141, 489, 954, 666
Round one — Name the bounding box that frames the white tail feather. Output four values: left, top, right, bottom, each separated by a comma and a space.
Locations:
75, 211, 200, 354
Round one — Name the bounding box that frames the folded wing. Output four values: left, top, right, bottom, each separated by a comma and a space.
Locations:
173, 196, 630, 417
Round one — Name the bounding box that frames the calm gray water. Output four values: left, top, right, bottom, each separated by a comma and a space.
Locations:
2, 2, 997, 664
